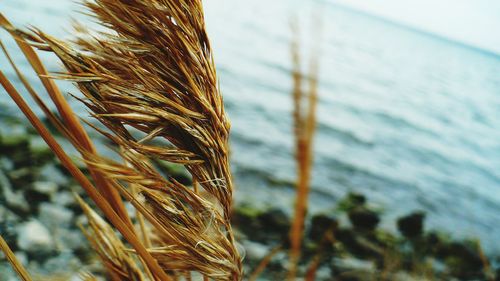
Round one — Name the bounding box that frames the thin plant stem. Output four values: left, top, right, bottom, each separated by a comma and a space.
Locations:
0, 235, 32, 281
248, 245, 283, 281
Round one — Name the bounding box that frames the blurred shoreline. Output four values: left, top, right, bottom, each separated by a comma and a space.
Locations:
0, 115, 497, 279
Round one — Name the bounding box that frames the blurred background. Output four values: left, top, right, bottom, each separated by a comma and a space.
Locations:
207, 0, 500, 255
1, 0, 500, 276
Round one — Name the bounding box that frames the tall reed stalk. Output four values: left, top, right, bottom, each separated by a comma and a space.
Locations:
287, 22, 320, 280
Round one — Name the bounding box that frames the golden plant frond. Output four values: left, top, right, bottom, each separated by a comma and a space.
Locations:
76, 196, 146, 281
1, 0, 241, 279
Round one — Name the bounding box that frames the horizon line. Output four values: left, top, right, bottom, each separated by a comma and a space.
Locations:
319, 0, 500, 60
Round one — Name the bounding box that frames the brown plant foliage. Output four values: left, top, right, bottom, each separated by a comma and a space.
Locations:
0, 0, 242, 280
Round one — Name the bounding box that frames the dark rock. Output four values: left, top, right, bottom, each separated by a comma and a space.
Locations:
29, 136, 53, 166
437, 241, 484, 279
0, 134, 32, 168
8, 167, 35, 192
73, 246, 94, 264
309, 213, 338, 241
338, 192, 366, 212
336, 228, 383, 260
425, 231, 441, 247
397, 211, 425, 238
425, 232, 484, 279
232, 205, 290, 243
24, 190, 50, 212
336, 273, 369, 281
40, 115, 62, 136
257, 208, 290, 243
348, 207, 380, 232
232, 204, 261, 237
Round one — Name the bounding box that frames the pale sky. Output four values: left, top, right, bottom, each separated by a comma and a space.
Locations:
331, 0, 500, 55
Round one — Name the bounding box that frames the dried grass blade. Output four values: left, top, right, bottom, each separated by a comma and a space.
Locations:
76, 195, 146, 281
0, 40, 66, 135
248, 245, 283, 281
0, 234, 32, 281
305, 228, 335, 281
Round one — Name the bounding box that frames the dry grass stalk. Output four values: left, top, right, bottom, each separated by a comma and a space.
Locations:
76, 195, 146, 281
80, 272, 100, 281
248, 245, 283, 281
287, 22, 320, 280
478, 242, 494, 281
0, 234, 32, 281
304, 228, 335, 281
0, 0, 241, 279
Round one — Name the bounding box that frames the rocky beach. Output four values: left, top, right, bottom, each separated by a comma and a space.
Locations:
0, 112, 498, 280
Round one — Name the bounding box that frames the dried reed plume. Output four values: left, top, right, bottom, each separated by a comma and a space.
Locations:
0, 0, 242, 280
287, 21, 320, 280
